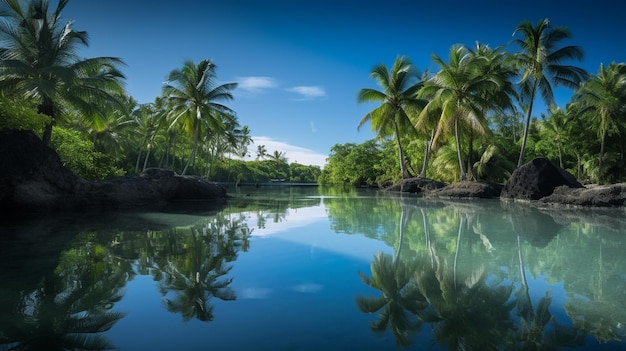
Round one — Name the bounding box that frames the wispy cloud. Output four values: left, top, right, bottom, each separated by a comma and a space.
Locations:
236, 76, 278, 94
242, 136, 327, 167
310, 121, 318, 133
286, 85, 326, 99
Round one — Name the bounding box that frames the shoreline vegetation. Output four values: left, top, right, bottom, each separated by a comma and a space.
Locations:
0, 1, 625, 206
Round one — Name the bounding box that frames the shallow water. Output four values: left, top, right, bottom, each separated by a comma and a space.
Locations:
1, 186, 625, 350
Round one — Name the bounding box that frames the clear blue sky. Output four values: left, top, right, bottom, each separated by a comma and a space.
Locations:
63, 0, 625, 167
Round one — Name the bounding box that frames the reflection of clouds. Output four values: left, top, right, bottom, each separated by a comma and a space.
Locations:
239, 287, 272, 299
292, 283, 323, 293
247, 205, 327, 237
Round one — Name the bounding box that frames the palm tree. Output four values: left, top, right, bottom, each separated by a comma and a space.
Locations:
572, 62, 626, 183
511, 18, 587, 168
163, 59, 237, 175
358, 56, 424, 179
0, 0, 126, 145
539, 105, 568, 168
417, 45, 512, 180
269, 150, 288, 163
256, 144, 267, 160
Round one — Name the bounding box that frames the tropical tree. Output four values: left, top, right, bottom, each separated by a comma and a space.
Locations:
358, 56, 424, 179
0, 0, 126, 145
417, 45, 513, 180
256, 144, 267, 160
510, 18, 587, 167
571, 62, 626, 183
269, 150, 287, 163
163, 59, 237, 175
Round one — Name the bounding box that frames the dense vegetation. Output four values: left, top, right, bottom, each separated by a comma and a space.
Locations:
0, 1, 624, 186
323, 21, 626, 186
0, 0, 320, 183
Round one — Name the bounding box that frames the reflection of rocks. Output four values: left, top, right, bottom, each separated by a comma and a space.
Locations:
501, 158, 582, 200
507, 204, 563, 247
0, 130, 227, 212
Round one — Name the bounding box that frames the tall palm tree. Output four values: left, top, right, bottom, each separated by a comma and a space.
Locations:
572, 62, 626, 183
511, 18, 587, 168
163, 59, 237, 175
0, 0, 126, 145
417, 45, 512, 180
358, 56, 424, 179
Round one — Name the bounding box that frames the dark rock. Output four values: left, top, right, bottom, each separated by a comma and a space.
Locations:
0, 129, 227, 213
428, 180, 503, 199
501, 158, 583, 200
385, 177, 447, 193
540, 184, 626, 207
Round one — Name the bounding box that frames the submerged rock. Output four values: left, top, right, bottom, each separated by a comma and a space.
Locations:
0, 129, 227, 213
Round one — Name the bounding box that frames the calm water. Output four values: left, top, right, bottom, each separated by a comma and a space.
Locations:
1, 186, 625, 351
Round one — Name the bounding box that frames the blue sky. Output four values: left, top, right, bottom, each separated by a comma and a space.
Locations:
63, 1, 625, 167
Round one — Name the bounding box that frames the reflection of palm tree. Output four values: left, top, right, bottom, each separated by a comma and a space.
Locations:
356, 253, 427, 347
157, 213, 250, 322
0, 266, 125, 350
356, 203, 429, 347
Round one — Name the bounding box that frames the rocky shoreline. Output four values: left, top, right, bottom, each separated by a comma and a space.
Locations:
388, 157, 626, 208
0, 130, 227, 213
1, 129, 625, 212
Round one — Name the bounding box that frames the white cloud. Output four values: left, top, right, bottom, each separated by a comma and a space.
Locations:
236, 76, 278, 94
286, 85, 326, 99
242, 136, 327, 167
310, 121, 318, 133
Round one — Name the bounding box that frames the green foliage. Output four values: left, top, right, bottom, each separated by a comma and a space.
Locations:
51, 127, 125, 180
289, 163, 321, 183
0, 96, 49, 133
320, 140, 384, 186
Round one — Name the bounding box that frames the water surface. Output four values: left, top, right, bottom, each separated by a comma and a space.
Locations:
1, 186, 625, 350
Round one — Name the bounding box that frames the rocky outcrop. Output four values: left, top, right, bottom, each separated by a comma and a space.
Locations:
384, 177, 447, 193
501, 157, 583, 200
427, 180, 504, 199
0, 129, 227, 213
539, 183, 626, 207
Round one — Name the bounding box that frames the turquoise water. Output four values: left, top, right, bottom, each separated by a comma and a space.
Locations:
1, 186, 625, 350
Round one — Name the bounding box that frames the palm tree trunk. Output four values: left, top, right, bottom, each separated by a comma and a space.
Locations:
517, 84, 537, 168
142, 145, 153, 171
598, 131, 606, 184
182, 123, 200, 175
466, 129, 474, 181
135, 149, 143, 173
419, 129, 435, 178
454, 116, 466, 181
38, 98, 54, 145
394, 121, 412, 178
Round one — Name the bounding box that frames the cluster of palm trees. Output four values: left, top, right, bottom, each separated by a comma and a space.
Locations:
359, 19, 625, 184
0, 0, 252, 177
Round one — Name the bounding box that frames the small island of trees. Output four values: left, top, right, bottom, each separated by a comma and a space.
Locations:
0, 1, 624, 188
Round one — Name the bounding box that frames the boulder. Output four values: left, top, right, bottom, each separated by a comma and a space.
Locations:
428, 180, 503, 199
540, 184, 626, 207
385, 177, 447, 193
0, 129, 227, 213
501, 158, 583, 200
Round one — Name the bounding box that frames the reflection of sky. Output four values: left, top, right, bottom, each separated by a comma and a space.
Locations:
243, 204, 393, 262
